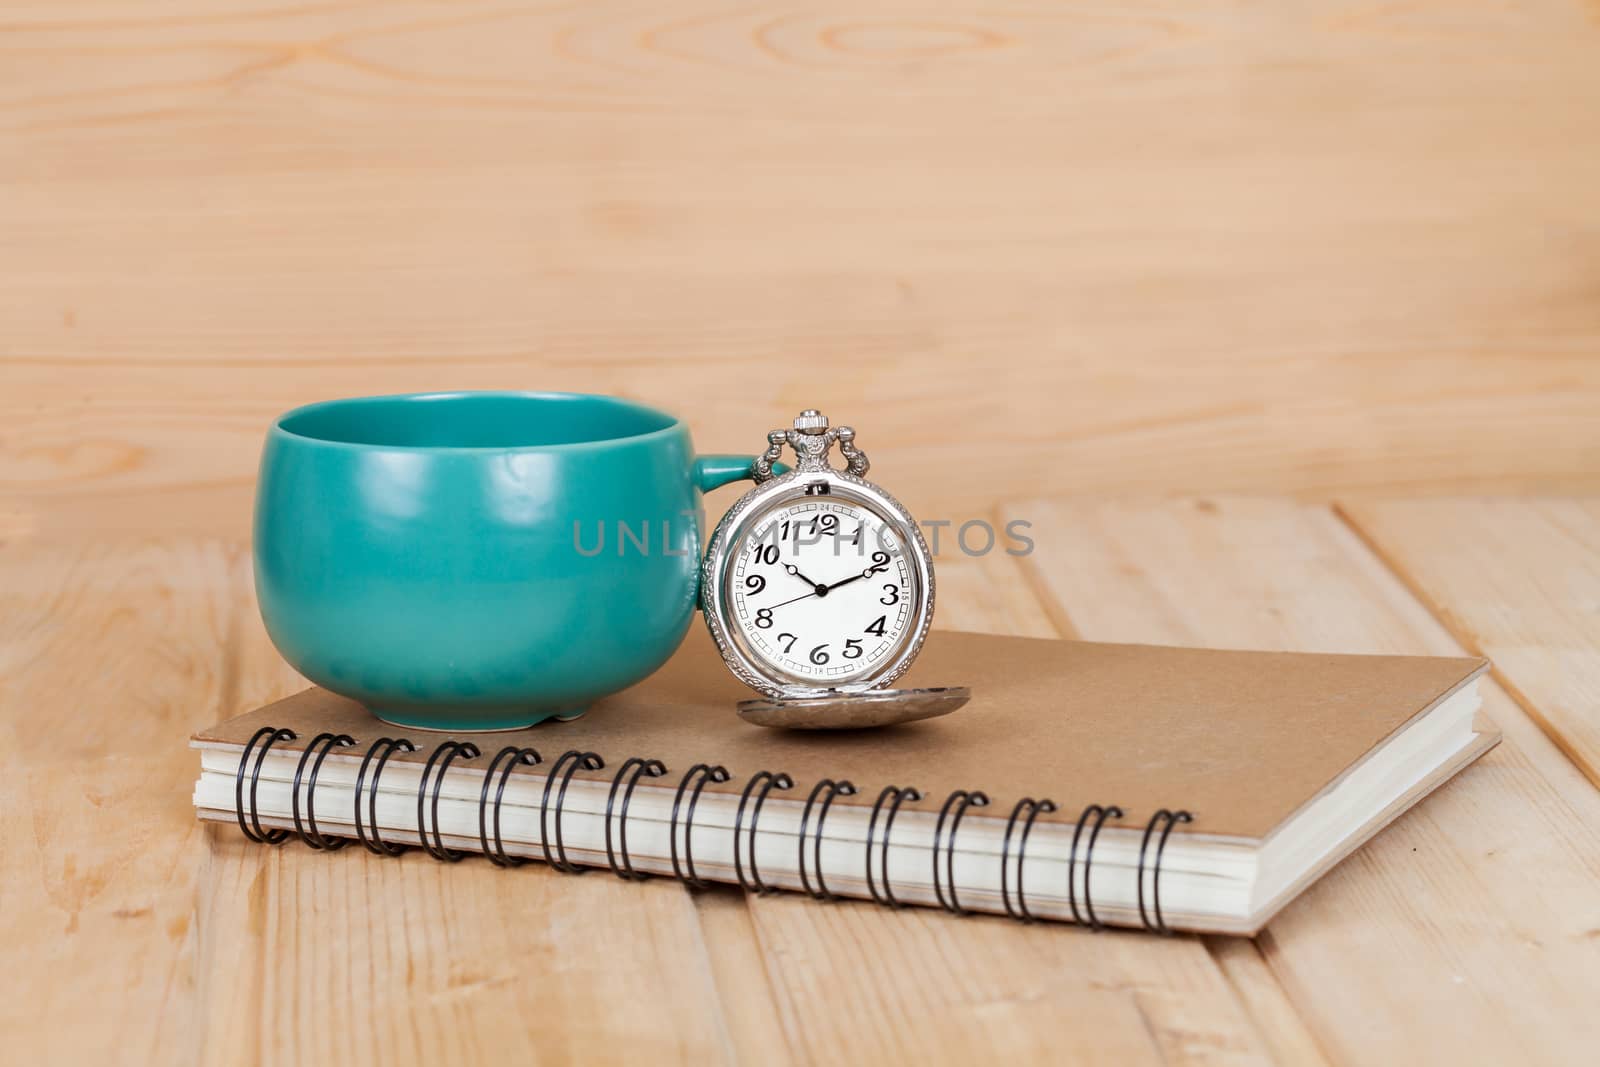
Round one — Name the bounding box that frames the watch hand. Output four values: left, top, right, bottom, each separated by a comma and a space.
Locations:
783, 563, 824, 592
767, 588, 821, 611
824, 564, 884, 594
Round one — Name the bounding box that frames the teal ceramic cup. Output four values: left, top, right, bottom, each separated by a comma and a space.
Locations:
254, 391, 763, 730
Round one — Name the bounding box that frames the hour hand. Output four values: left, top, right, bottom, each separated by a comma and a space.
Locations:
784, 563, 824, 592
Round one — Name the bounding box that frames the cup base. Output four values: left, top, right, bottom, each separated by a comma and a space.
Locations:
366, 705, 589, 733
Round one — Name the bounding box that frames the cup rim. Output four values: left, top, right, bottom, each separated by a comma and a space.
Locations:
271, 390, 684, 453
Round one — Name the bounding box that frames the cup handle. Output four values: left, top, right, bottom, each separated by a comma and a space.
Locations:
690, 453, 786, 612
693, 454, 783, 493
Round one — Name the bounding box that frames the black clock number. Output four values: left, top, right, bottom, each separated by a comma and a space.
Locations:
751, 542, 779, 566
819, 513, 838, 535
843, 639, 863, 660
809, 643, 830, 666
864, 615, 887, 637
880, 584, 899, 605
866, 551, 891, 576
755, 608, 773, 629
745, 574, 767, 595
778, 632, 797, 653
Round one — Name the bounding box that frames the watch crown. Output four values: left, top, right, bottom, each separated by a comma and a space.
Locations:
793, 409, 829, 434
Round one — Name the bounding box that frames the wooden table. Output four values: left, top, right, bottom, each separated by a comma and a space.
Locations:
5, 496, 1598, 1065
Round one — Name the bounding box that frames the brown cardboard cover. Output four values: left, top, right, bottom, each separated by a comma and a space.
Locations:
195, 628, 1490, 841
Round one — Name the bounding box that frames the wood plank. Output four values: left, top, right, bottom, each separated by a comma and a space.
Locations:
6, 0, 1600, 530
207, 546, 745, 1065
1340, 497, 1600, 789
1005, 496, 1600, 1065
687, 887, 798, 1067
0, 539, 237, 1063
726, 540, 1283, 1066
1203, 940, 1331, 1067
929, 514, 1059, 641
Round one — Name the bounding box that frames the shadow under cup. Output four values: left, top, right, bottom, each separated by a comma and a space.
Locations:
254, 391, 743, 731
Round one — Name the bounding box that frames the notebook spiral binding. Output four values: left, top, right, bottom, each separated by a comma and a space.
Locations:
353, 737, 415, 855
865, 785, 923, 907
237, 726, 297, 844
1000, 797, 1057, 922
798, 778, 856, 901
232, 732, 1194, 933
541, 750, 604, 873
418, 741, 480, 862
1067, 803, 1121, 930
291, 732, 355, 850
480, 746, 541, 867
733, 770, 793, 894
1137, 808, 1193, 935
931, 789, 990, 915
670, 763, 728, 887
605, 757, 667, 880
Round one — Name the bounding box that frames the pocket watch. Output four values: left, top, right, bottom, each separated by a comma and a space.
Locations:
702, 410, 969, 728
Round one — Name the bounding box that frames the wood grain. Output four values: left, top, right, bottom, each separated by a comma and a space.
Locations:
1005, 497, 1600, 1065
1340, 497, 1600, 789
0, 540, 234, 1063
5, 0, 1600, 538
1202, 940, 1331, 1067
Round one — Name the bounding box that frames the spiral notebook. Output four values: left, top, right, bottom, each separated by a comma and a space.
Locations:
191, 629, 1494, 935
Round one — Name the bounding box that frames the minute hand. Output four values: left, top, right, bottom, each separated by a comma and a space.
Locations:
823, 569, 875, 594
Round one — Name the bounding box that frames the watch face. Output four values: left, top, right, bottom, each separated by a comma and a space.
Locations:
724, 493, 921, 688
